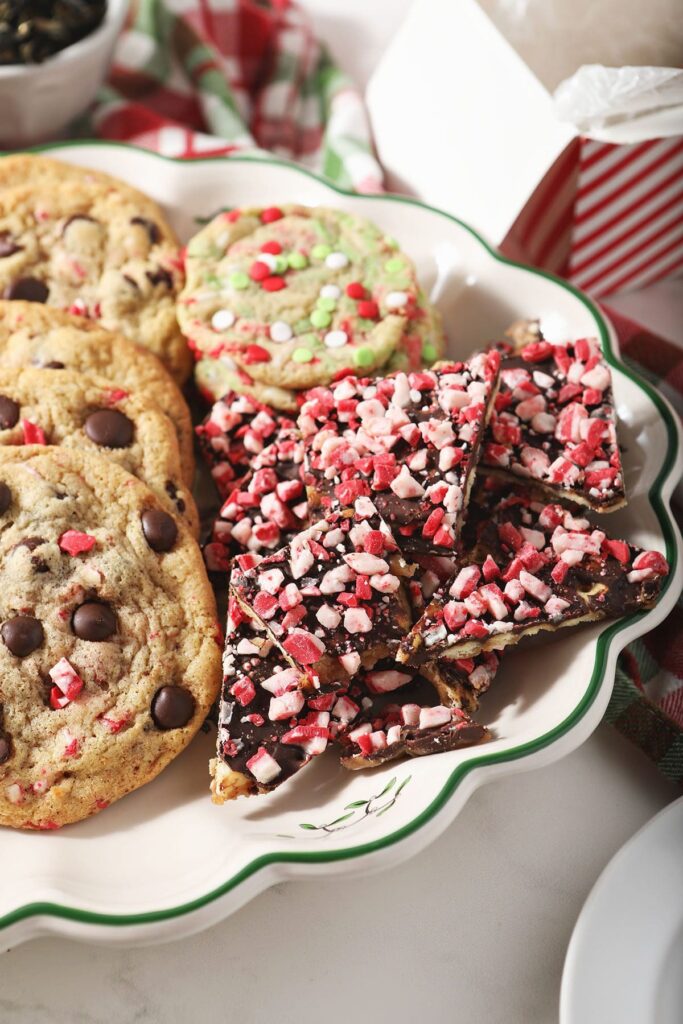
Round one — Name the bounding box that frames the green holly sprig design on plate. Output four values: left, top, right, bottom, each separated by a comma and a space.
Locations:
276, 775, 412, 840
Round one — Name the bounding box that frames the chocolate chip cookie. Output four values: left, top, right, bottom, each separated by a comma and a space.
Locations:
0, 446, 220, 829
179, 204, 438, 390
0, 180, 191, 382
0, 301, 194, 485
0, 368, 199, 534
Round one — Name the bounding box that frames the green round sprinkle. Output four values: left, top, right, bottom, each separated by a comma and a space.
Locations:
310, 309, 332, 329
273, 255, 288, 274
292, 348, 314, 363
385, 257, 404, 273
298, 333, 319, 348
422, 343, 437, 362
354, 347, 374, 367
316, 296, 337, 312
288, 252, 308, 269
312, 243, 331, 260
384, 236, 399, 249
229, 271, 250, 290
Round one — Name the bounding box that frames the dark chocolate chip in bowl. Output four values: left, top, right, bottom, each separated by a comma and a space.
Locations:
0, 232, 22, 258
151, 685, 195, 730
0, 395, 19, 429
0, 734, 10, 765
1, 615, 44, 657
141, 509, 178, 552
72, 602, 117, 642
4, 277, 49, 302
0, 482, 10, 514
131, 217, 161, 245
84, 409, 134, 448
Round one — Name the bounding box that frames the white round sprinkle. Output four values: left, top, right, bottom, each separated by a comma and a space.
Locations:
258, 253, 278, 271
269, 321, 293, 343
325, 252, 349, 270
324, 330, 348, 349
320, 284, 341, 299
385, 290, 409, 310
211, 309, 236, 331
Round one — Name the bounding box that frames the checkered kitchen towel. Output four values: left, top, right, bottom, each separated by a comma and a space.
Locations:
89, 1, 683, 782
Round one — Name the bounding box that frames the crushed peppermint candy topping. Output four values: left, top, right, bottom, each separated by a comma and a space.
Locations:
196, 390, 298, 499
230, 501, 413, 682
211, 605, 353, 800
49, 657, 84, 703
298, 353, 501, 554
399, 479, 669, 663
203, 426, 308, 569
483, 337, 625, 510
58, 530, 96, 556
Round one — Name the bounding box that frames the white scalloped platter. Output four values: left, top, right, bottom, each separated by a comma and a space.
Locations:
0, 143, 681, 950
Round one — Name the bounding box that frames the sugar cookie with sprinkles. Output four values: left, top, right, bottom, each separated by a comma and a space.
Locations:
230, 501, 414, 684
179, 204, 433, 389
0, 301, 194, 485
483, 336, 626, 511
211, 600, 353, 801
298, 352, 501, 554
0, 368, 199, 535
399, 479, 669, 664
0, 181, 190, 382
0, 447, 220, 829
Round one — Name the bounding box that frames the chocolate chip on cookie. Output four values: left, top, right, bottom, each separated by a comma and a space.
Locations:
151, 685, 196, 730
1, 615, 44, 657
4, 277, 49, 302
141, 509, 178, 552
0, 481, 10, 514
84, 409, 134, 449
72, 602, 117, 642
131, 217, 161, 245
0, 394, 19, 429
0, 233, 21, 258
0, 734, 11, 765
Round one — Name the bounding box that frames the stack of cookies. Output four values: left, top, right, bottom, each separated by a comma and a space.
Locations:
198, 333, 669, 802
0, 157, 221, 830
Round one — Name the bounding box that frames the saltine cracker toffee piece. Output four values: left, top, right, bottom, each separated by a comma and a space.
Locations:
211, 601, 354, 801
339, 684, 490, 769
399, 481, 669, 664
298, 352, 501, 555
230, 500, 414, 683
196, 390, 299, 498
483, 337, 625, 511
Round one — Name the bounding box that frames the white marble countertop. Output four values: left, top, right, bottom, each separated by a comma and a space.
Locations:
3, 4, 682, 1022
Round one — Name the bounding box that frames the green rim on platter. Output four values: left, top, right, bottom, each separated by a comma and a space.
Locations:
0, 142, 679, 933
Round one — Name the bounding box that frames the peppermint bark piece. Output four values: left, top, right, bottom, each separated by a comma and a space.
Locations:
196, 390, 298, 498
210, 600, 355, 801
203, 425, 308, 569
298, 352, 501, 555
399, 481, 669, 663
230, 500, 414, 683
483, 337, 625, 511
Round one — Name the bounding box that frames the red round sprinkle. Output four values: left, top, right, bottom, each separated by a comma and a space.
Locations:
249, 260, 270, 281
226, 210, 241, 222
260, 240, 282, 254
262, 276, 286, 292
357, 300, 379, 319
346, 282, 366, 300
261, 207, 283, 223
242, 345, 272, 364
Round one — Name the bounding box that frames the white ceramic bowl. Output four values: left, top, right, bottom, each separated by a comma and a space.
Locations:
0, 0, 129, 147
0, 143, 681, 950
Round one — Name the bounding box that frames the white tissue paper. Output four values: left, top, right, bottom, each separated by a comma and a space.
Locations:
554, 65, 683, 141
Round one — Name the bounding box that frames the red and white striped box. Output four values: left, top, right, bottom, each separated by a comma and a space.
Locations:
368, 0, 683, 301
500, 135, 683, 298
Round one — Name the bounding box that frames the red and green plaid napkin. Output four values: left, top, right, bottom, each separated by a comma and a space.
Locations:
90, 0, 683, 783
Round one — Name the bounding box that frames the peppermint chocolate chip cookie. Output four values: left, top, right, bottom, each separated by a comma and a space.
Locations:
0, 181, 190, 382
0, 301, 194, 485
179, 204, 433, 390
0, 447, 220, 829
0, 368, 199, 534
